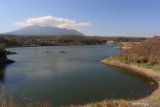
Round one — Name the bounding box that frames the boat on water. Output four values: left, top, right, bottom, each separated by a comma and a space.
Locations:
60, 50, 67, 53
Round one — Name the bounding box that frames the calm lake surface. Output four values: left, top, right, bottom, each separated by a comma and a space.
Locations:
0, 45, 156, 106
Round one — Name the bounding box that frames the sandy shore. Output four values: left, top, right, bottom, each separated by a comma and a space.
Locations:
101, 58, 160, 106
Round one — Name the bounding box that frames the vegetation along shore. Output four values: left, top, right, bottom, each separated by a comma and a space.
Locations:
0, 35, 145, 47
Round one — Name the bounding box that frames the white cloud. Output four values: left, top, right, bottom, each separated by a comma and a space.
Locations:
15, 16, 91, 30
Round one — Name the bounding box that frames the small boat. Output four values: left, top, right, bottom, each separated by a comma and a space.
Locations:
60, 50, 67, 53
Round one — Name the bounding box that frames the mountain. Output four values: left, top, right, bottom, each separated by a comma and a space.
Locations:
5, 25, 84, 36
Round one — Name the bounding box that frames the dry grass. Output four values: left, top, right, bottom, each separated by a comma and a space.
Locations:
120, 37, 160, 66
0, 99, 130, 107
80, 99, 130, 107
0, 97, 52, 107
0, 97, 15, 107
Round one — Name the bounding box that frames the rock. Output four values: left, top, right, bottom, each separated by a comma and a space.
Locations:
0, 50, 15, 66
5, 51, 18, 55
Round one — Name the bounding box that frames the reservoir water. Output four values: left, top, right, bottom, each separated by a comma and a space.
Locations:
0, 45, 156, 106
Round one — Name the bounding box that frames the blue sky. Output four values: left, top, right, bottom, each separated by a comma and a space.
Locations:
1, 0, 160, 36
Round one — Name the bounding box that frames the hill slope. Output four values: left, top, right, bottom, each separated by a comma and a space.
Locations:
120, 37, 160, 64
5, 25, 84, 36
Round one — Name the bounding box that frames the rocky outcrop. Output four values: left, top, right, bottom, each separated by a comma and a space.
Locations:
0, 50, 14, 66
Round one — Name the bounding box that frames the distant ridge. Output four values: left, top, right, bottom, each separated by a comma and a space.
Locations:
5, 25, 84, 36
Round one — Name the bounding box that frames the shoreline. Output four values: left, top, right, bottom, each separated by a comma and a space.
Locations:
101, 58, 160, 105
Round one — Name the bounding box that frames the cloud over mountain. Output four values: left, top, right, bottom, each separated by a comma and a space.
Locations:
15, 16, 91, 30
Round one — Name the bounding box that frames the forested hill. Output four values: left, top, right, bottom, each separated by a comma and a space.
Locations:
0, 35, 145, 47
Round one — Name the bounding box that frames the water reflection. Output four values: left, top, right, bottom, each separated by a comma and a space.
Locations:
0, 66, 6, 83
106, 65, 158, 100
